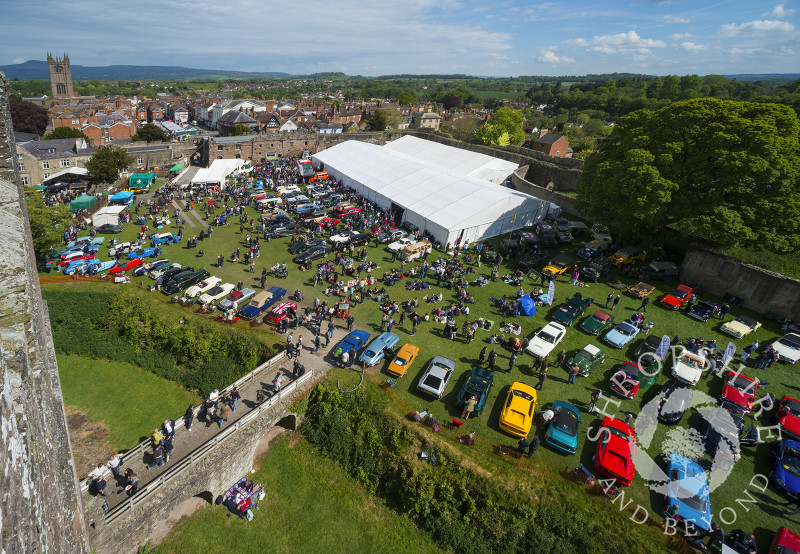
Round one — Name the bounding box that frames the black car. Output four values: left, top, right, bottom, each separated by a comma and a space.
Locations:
156, 265, 191, 285
95, 223, 124, 234
657, 380, 693, 424
288, 238, 325, 254
347, 233, 371, 246
163, 268, 210, 295
271, 223, 302, 237
581, 258, 613, 282
268, 215, 291, 226
688, 301, 721, 322
295, 245, 331, 265
300, 209, 327, 220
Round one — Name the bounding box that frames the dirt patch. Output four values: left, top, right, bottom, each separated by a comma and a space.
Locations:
251, 426, 289, 471
150, 496, 207, 545
65, 406, 116, 477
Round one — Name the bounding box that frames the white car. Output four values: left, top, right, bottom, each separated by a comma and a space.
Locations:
671, 351, 706, 386
184, 276, 221, 298
330, 230, 356, 244
772, 333, 800, 364
379, 229, 407, 243
387, 237, 414, 252
198, 283, 236, 305
526, 322, 567, 358
416, 356, 456, 399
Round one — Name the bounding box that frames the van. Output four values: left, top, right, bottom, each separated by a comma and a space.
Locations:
400, 240, 432, 262
255, 197, 283, 211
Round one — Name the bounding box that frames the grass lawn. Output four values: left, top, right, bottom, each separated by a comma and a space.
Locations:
47, 185, 798, 550
154, 435, 443, 554
58, 353, 202, 450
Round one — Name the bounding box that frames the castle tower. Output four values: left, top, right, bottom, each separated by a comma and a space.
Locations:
47, 52, 74, 99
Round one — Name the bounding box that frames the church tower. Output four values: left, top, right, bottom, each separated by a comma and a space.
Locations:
47, 52, 74, 99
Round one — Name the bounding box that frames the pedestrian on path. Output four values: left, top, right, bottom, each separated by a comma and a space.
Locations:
230, 387, 240, 412
218, 405, 230, 428
106, 454, 121, 479
315, 334, 321, 352
147, 444, 164, 468
184, 404, 195, 431
611, 294, 620, 310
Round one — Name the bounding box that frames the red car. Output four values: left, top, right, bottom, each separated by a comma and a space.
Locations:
59, 253, 95, 267
778, 396, 800, 440
266, 301, 297, 324
771, 527, 800, 553
659, 284, 693, 310
319, 217, 341, 226
609, 361, 641, 399
333, 205, 363, 217
594, 417, 636, 486
721, 371, 758, 412
109, 257, 143, 274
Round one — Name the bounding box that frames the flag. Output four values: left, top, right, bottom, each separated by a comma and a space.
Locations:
654, 335, 671, 361
722, 342, 736, 368
546, 280, 555, 306
511, 211, 517, 224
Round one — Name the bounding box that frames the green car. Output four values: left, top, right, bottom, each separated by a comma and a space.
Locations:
551, 293, 593, 326
456, 367, 495, 417
580, 310, 615, 335
566, 344, 606, 377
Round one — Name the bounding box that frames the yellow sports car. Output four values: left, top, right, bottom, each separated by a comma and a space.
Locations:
541, 254, 573, 277
499, 382, 538, 438
388, 344, 420, 377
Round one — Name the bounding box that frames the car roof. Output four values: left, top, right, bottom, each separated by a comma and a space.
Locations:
583, 344, 602, 356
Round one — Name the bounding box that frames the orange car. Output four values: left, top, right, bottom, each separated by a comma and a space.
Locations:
388, 344, 420, 377
310, 171, 329, 183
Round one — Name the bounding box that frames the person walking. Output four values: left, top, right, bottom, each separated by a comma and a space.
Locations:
488, 349, 497, 371
125, 469, 139, 496
527, 436, 540, 458
347, 315, 354, 331
606, 293, 614, 308
184, 404, 195, 432
611, 294, 620, 311
535, 367, 547, 391
555, 349, 566, 368
230, 387, 241, 412
588, 389, 602, 414
508, 354, 517, 373
741, 339, 759, 364
478, 346, 487, 365
568, 362, 580, 384
218, 404, 230, 428
147, 444, 164, 469
387, 317, 395, 332
314, 334, 321, 352
637, 297, 650, 312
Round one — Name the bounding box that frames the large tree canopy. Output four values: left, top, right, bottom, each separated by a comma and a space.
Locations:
25, 189, 71, 263
10, 101, 49, 135
85, 146, 134, 184
42, 127, 90, 142
133, 123, 169, 142
577, 98, 800, 253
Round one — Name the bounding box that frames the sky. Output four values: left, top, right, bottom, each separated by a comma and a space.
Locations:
2, 0, 799, 76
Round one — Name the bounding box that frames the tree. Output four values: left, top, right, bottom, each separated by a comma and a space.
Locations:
369, 107, 401, 131
442, 95, 463, 111
397, 91, 416, 106
441, 116, 481, 142
577, 98, 800, 253
10, 101, 48, 135
133, 123, 169, 143
474, 124, 510, 146
42, 127, 90, 142
486, 107, 525, 145
25, 189, 71, 263
86, 145, 134, 184
232, 124, 250, 136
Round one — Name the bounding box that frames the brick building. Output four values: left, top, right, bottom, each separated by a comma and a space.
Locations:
531, 133, 571, 158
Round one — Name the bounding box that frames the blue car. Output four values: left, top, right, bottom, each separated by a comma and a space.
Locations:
664, 453, 712, 532
359, 332, 400, 366
545, 400, 582, 455
772, 439, 800, 498
64, 258, 101, 275
334, 330, 371, 360
127, 246, 160, 259
603, 321, 640, 349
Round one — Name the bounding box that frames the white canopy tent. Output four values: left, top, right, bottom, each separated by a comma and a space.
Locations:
384, 135, 519, 185
190, 159, 245, 186
312, 140, 557, 246
41, 167, 89, 185
92, 205, 127, 227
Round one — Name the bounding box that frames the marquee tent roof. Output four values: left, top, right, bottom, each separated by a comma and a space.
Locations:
312, 140, 556, 245
41, 167, 90, 185
384, 135, 518, 185
69, 194, 97, 212
191, 158, 245, 186
92, 205, 127, 227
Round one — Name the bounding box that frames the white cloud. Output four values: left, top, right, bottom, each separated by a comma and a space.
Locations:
586, 31, 667, 57
564, 37, 588, 47
662, 15, 690, 23
669, 32, 694, 40
681, 41, 706, 51
763, 4, 797, 18
720, 19, 795, 37
537, 48, 575, 64
13, 57, 26, 64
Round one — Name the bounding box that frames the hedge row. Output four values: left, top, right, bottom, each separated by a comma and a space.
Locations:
301, 383, 636, 554
43, 289, 276, 396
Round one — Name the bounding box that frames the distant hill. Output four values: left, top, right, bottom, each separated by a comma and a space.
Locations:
0, 60, 291, 81
723, 73, 800, 83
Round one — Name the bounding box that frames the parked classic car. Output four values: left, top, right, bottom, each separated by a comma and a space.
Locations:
581, 258, 613, 282
641, 261, 680, 281
359, 332, 400, 367
773, 333, 800, 364
594, 417, 636, 486
95, 223, 124, 234
551, 293, 593, 326
664, 453, 712, 532
659, 284, 694, 310
688, 301, 721, 322
720, 315, 762, 339
295, 245, 331, 265
388, 344, 420, 377
657, 380, 693, 424
266, 302, 298, 324
545, 401, 582, 455
499, 382, 538, 438
184, 276, 222, 298
609, 361, 642, 399
456, 367, 494, 418
566, 344, 606, 377
609, 246, 645, 266
542, 255, 573, 277
526, 322, 567, 358
416, 356, 456, 399
198, 283, 236, 305
603, 321, 640, 349
218, 288, 257, 312
580, 311, 614, 335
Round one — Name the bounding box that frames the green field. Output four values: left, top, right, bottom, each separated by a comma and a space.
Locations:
58, 353, 201, 450
154, 436, 443, 554
47, 185, 798, 551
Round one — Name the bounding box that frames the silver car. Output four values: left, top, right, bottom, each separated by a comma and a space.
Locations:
416, 356, 456, 399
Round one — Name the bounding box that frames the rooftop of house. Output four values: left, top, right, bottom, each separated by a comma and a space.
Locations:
534, 133, 566, 145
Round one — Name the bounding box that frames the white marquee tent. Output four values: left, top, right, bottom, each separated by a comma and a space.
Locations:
312, 140, 558, 246
92, 205, 127, 227
384, 135, 519, 185
190, 158, 245, 186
